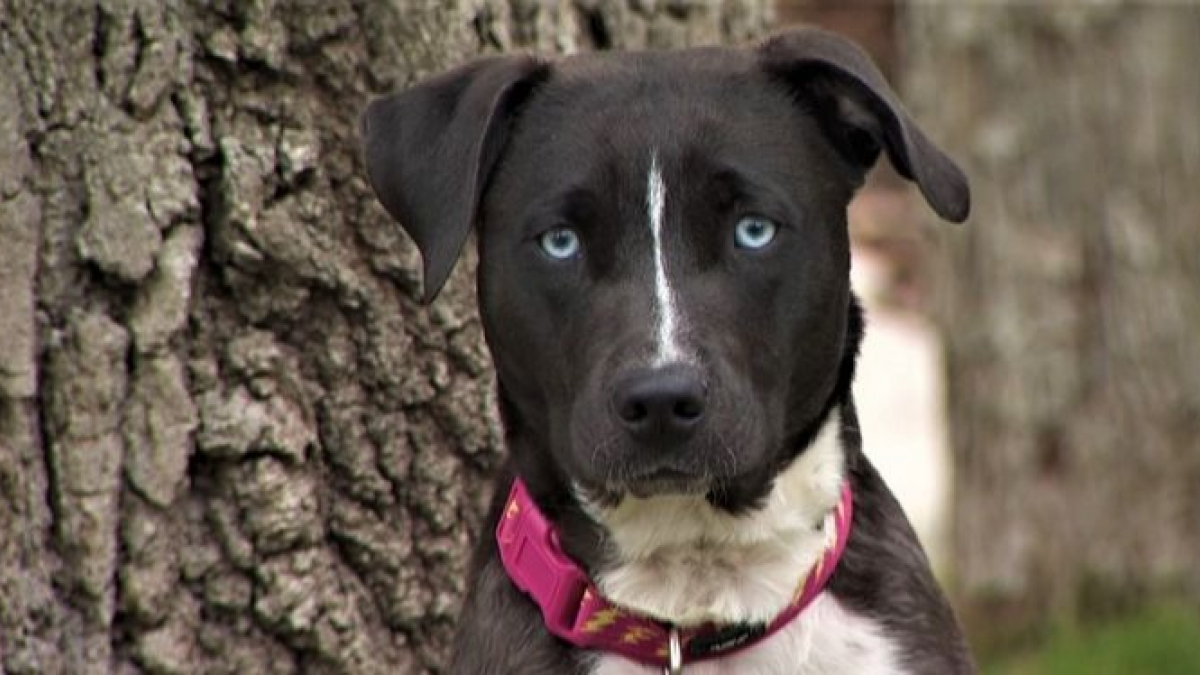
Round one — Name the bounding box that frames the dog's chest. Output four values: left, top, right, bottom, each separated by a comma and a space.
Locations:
585, 594, 903, 675
581, 416, 904, 673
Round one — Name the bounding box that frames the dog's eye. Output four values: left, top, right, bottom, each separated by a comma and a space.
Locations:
733, 216, 778, 250
537, 227, 582, 260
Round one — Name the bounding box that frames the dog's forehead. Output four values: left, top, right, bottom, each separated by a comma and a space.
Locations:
533, 51, 809, 167
492, 47, 838, 219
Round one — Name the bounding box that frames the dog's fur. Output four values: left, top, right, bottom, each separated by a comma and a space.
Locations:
363, 27, 975, 674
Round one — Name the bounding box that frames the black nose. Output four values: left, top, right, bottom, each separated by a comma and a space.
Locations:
612, 365, 707, 444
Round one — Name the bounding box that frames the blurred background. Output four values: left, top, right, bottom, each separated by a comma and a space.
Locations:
1, 1, 1196, 674
784, 3, 1200, 673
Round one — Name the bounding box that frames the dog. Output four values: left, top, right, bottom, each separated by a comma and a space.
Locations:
363, 26, 974, 675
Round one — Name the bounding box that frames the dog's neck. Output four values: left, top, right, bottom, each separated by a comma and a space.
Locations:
577, 411, 847, 627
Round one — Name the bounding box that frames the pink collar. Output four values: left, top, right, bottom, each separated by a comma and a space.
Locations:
496, 477, 854, 668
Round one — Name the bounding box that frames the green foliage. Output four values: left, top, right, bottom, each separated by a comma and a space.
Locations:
985, 604, 1200, 675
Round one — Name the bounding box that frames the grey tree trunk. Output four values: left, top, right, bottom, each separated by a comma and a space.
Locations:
904, 2, 1200, 648
0, 2, 771, 673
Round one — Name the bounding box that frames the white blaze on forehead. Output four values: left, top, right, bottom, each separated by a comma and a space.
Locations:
647, 153, 685, 366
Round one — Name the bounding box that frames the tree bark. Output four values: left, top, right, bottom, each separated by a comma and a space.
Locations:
0, 2, 771, 673
904, 2, 1200, 647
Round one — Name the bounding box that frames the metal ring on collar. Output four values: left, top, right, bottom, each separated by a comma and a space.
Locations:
664, 627, 683, 675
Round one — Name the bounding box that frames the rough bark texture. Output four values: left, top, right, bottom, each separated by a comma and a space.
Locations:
904, 3, 1200, 647
0, 2, 771, 673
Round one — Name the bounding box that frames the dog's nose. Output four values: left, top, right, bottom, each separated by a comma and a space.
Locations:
612, 365, 707, 443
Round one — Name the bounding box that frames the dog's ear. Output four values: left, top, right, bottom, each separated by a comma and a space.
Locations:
760, 28, 970, 223
362, 56, 549, 302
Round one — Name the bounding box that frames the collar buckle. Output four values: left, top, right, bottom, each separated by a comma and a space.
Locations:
496, 480, 589, 634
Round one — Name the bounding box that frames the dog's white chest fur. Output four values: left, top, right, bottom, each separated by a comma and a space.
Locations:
582, 414, 904, 673
586, 593, 902, 675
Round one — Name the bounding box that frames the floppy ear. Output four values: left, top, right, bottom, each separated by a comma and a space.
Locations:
760, 28, 970, 223
361, 56, 549, 302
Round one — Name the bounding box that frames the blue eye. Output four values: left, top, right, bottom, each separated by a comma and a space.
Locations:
538, 227, 581, 260
734, 216, 778, 250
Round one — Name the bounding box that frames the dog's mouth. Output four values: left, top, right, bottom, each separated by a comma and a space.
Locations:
578, 465, 716, 503
623, 468, 712, 498
569, 383, 772, 503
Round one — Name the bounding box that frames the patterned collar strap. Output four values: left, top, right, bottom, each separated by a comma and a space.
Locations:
496, 477, 854, 668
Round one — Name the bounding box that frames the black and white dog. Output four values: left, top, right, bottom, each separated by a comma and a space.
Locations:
363, 27, 974, 674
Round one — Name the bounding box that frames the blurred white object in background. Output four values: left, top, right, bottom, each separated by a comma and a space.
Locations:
851, 244, 952, 574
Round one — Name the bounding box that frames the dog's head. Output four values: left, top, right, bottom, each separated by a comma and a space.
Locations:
363, 29, 968, 512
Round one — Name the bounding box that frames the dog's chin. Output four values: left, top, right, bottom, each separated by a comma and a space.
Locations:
575, 468, 714, 504
623, 469, 712, 499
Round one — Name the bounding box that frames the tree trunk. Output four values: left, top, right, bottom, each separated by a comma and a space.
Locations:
904, 2, 1200, 648
0, 2, 771, 673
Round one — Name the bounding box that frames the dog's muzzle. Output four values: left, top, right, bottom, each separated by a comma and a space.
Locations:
602, 363, 718, 495
611, 364, 707, 446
